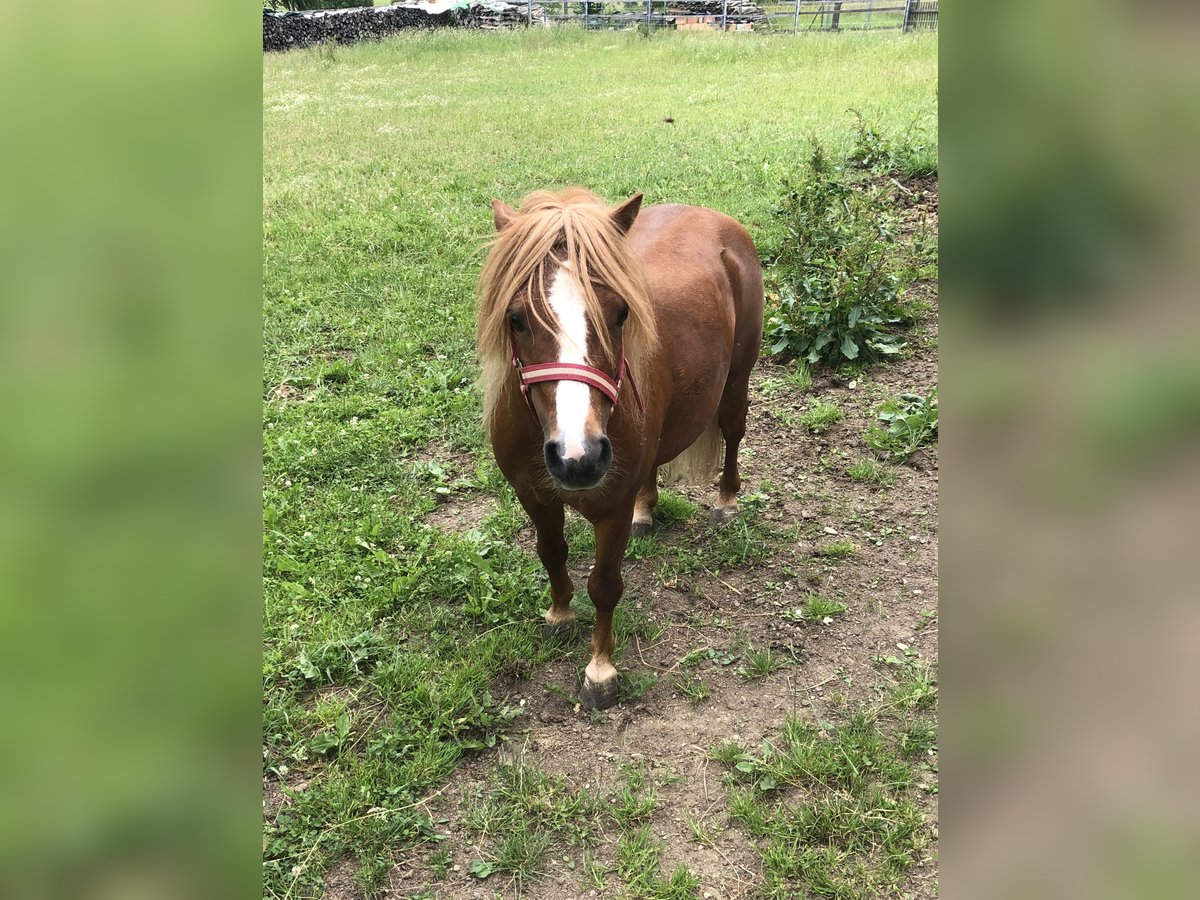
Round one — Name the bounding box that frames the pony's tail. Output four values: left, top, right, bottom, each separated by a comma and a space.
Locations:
663, 416, 723, 485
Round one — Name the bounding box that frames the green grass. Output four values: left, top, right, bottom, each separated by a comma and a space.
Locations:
801, 400, 845, 433
462, 759, 605, 889
617, 826, 703, 900
814, 539, 858, 558
846, 456, 896, 487
461, 759, 703, 896
713, 712, 932, 897
737, 645, 786, 680
759, 361, 812, 398
784, 593, 848, 622
263, 27, 935, 895
672, 673, 713, 704
611, 765, 658, 827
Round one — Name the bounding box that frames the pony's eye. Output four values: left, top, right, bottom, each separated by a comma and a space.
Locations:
616, 306, 629, 326
509, 312, 525, 334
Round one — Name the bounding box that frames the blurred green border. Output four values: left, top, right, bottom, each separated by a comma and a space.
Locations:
0, 4, 263, 897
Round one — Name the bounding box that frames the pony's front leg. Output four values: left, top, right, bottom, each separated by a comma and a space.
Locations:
523, 500, 575, 629
580, 511, 634, 710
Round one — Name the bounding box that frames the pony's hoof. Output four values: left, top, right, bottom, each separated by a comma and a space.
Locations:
579, 675, 618, 711
631, 519, 652, 538
711, 506, 737, 526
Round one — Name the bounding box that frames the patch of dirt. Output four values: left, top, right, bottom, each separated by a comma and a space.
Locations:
424, 494, 495, 533
385, 188, 939, 899
270, 381, 310, 403
323, 348, 359, 365
263, 777, 287, 822
324, 855, 363, 900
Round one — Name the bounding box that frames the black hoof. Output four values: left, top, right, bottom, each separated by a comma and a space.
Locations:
579, 675, 618, 710
631, 520, 652, 538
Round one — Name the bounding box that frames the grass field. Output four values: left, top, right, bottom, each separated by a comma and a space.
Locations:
264, 27, 936, 899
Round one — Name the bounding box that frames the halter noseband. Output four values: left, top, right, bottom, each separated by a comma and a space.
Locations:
510, 339, 643, 421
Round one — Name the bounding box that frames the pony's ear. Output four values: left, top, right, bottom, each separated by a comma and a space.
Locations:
492, 199, 517, 232
611, 193, 643, 234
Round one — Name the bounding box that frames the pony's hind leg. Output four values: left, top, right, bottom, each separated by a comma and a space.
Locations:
631, 466, 659, 537
712, 371, 751, 524
524, 500, 575, 629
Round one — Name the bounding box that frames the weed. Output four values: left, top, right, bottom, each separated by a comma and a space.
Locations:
683, 811, 716, 846
617, 671, 660, 704
616, 825, 702, 899
612, 766, 658, 827
760, 361, 812, 399
581, 851, 607, 890
707, 741, 744, 768
679, 645, 739, 670
814, 540, 858, 559
783, 594, 848, 623
656, 864, 703, 899
892, 660, 938, 711
765, 139, 912, 366
769, 407, 800, 429
848, 109, 938, 178
617, 825, 661, 889
866, 389, 938, 461
428, 846, 452, 879
707, 513, 776, 570
898, 722, 937, 759
655, 490, 701, 527
873, 643, 938, 712
488, 824, 552, 888
800, 401, 845, 433
846, 457, 896, 487
738, 646, 785, 681
672, 673, 712, 705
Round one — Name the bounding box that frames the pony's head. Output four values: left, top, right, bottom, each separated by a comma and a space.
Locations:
477, 188, 659, 492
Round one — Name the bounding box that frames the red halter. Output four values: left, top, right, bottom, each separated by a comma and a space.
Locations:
511, 339, 643, 421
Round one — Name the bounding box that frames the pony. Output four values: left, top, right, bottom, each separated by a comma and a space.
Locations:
476, 188, 763, 709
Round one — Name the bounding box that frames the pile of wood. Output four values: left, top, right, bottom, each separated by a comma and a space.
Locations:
263, 5, 451, 52
454, 1, 541, 29
668, 0, 764, 21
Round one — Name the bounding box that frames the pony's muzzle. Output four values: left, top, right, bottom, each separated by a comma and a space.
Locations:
544, 435, 612, 490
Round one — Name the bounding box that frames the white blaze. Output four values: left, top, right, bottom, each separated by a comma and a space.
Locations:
546, 266, 590, 460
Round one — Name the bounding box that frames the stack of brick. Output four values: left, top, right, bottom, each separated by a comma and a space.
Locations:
671, 15, 754, 30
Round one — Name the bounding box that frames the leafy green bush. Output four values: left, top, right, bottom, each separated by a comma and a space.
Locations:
765, 143, 911, 367
848, 111, 938, 179
866, 390, 938, 461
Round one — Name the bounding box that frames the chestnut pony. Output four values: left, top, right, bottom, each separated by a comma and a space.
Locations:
476, 188, 763, 709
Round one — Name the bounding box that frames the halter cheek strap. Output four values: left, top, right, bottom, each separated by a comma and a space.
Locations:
510, 340, 643, 421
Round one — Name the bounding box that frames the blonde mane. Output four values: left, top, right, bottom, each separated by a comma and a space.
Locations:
476, 188, 660, 434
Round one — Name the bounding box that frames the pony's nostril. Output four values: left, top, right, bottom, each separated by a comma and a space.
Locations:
596, 436, 612, 469
544, 440, 564, 472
